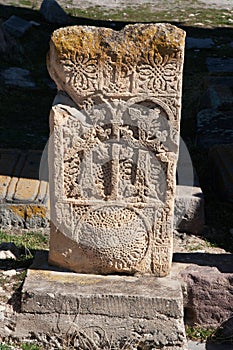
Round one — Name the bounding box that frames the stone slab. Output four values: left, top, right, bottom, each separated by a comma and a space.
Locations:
0, 67, 37, 89
0, 204, 49, 228
209, 144, 233, 203
40, 0, 68, 25
0, 149, 48, 204
3, 15, 32, 38
0, 150, 49, 228
186, 37, 213, 49
174, 185, 205, 234
18, 251, 187, 349
200, 85, 233, 110
204, 76, 233, 88
206, 57, 233, 73
0, 149, 21, 201
197, 108, 233, 149
188, 342, 205, 350
181, 265, 233, 328
13, 151, 42, 203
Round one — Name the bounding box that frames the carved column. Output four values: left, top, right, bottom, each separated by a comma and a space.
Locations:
47, 23, 185, 276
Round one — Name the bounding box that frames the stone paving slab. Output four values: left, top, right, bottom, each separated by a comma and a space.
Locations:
13, 250, 188, 349
0, 67, 37, 89
0, 149, 49, 228
206, 58, 233, 73
0, 149, 48, 204
197, 109, 233, 149
209, 144, 233, 203
3, 15, 32, 38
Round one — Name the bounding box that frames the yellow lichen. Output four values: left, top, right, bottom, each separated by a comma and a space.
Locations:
10, 205, 25, 218
25, 205, 47, 219
50, 23, 185, 64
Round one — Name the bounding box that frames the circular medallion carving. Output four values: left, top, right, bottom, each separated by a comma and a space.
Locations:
74, 205, 149, 272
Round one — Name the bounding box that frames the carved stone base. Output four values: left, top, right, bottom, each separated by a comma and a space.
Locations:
17, 251, 188, 349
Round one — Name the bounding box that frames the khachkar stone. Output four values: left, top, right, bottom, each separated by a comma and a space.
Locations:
47, 23, 186, 277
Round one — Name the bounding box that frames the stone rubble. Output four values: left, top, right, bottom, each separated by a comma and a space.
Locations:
40, 0, 68, 25
0, 67, 37, 89
3, 16, 32, 38
0, 242, 20, 260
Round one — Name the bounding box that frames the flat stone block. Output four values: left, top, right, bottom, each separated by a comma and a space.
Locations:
206, 57, 233, 73
18, 251, 187, 349
180, 265, 233, 328
0, 204, 49, 229
200, 85, 233, 110
0, 149, 21, 201
3, 15, 32, 38
1, 67, 36, 89
186, 37, 213, 49
197, 108, 233, 149
40, 0, 68, 25
174, 185, 205, 234
209, 143, 233, 203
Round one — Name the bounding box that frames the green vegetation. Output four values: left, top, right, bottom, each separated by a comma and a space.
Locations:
0, 343, 41, 350
0, 230, 49, 270
186, 326, 216, 342
0, 230, 49, 251
67, 5, 233, 27
21, 343, 41, 350
0, 344, 12, 350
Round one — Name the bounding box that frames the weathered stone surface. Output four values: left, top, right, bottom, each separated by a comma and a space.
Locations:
186, 37, 213, 49
0, 150, 49, 204
3, 15, 32, 38
0, 242, 20, 260
0, 204, 49, 229
209, 144, 233, 203
200, 85, 233, 110
1, 67, 37, 88
206, 57, 233, 73
47, 24, 186, 276
204, 76, 233, 89
15, 251, 187, 349
0, 150, 49, 228
180, 265, 233, 328
197, 108, 233, 148
174, 185, 205, 234
0, 24, 22, 61
40, 0, 68, 25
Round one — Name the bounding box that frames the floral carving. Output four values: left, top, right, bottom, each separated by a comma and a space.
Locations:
137, 52, 180, 94
62, 53, 98, 93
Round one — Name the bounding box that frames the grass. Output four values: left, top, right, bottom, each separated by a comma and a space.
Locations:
67, 5, 233, 27
0, 343, 41, 350
21, 344, 41, 350
186, 326, 216, 342
0, 230, 49, 269
0, 230, 49, 251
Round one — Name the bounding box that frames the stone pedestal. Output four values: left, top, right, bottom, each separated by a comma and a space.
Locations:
47, 24, 186, 276
17, 251, 188, 349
